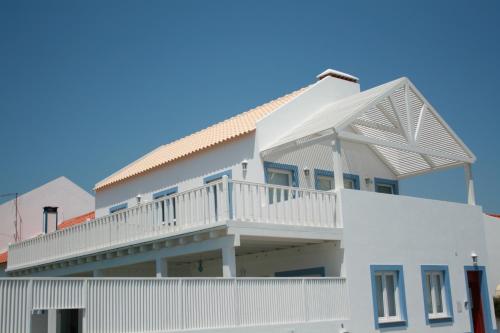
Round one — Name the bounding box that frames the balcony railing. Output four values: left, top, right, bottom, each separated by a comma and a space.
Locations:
7, 177, 337, 270
0, 277, 349, 333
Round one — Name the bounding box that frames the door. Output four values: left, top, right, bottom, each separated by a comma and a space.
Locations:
467, 270, 485, 333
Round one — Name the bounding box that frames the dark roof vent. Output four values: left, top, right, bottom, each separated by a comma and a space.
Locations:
317, 69, 359, 83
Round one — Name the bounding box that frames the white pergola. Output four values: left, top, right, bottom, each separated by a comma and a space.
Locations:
261, 77, 477, 204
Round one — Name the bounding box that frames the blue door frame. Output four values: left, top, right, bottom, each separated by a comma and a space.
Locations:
464, 266, 495, 333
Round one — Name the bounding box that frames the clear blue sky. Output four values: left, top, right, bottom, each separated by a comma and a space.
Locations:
1, 0, 499, 212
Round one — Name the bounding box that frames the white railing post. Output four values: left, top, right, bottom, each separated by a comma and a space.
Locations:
222, 175, 230, 221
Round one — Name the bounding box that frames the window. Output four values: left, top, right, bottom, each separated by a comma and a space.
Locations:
153, 187, 178, 224
109, 203, 127, 214
264, 162, 298, 203
421, 266, 453, 324
314, 169, 360, 190
370, 265, 407, 329
374, 178, 399, 195
203, 170, 233, 220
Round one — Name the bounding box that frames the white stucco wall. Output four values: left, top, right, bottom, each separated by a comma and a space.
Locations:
95, 131, 396, 218
0, 177, 94, 252
256, 75, 360, 149
94, 134, 258, 218
340, 189, 493, 333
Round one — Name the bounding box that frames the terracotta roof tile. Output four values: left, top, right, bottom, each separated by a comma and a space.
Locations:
58, 211, 95, 230
94, 86, 309, 190
0, 251, 7, 264
488, 213, 500, 219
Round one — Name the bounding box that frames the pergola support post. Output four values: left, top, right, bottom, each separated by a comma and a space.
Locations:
331, 139, 344, 190
464, 163, 476, 205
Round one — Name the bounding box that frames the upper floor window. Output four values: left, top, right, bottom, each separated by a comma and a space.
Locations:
263, 162, 298, 203
314, 169, 360, 191
374, 178, 399, 195
421, 266, 453, 324
370, 265, 407, 329
109, 203, 127, 214
204, 170, 233, 219
268, 168, 293, 187
153, 187, 178, 224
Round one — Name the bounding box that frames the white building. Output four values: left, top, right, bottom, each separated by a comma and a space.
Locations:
1, 69, 499, 333
0, 176, 94, 276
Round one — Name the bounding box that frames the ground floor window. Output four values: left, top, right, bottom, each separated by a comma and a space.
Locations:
421, 265, 453, 323
374, 178, 399, 194
370, 265, 407, 328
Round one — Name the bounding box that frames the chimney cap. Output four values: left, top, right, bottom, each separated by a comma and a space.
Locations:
316, 69, 359, 83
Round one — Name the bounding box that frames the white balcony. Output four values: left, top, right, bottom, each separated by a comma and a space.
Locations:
0, 277, 349, 333
7, 178, 338, 271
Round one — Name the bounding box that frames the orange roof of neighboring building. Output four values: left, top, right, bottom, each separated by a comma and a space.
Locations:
94, 86, 309, 191
58, 211, 95, 230
0, 251, 7, 264
489, 214, 500, 219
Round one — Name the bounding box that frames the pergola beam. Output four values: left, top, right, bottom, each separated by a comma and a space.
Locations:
339, 132, 474, 164
352, 119, 402, 135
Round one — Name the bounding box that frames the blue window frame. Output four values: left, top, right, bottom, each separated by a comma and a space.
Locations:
374, 178, 399, 195
263, 161, 299, 187
204, 170, 233, 219
275, 266, 325, 277
370, 265, 408, 329
464, 266, 495, 333
203, 170, 232, 184
109, 203, 127, 214
421, 265, 454, 325
153, 187, 178, 200
314, 169, 360, 190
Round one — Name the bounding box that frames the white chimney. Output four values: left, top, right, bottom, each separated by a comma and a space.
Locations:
316, 68, 359, 83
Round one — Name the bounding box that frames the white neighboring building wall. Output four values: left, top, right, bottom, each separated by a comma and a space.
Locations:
0, 176, 94, 252
484, 214, 500, 297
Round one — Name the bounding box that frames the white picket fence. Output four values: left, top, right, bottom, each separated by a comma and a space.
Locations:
8, 178, 337, 270
0, 277, 350, 333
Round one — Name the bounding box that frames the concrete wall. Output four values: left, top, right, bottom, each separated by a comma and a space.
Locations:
340, 189, 493, 333
0, 177, 94, 252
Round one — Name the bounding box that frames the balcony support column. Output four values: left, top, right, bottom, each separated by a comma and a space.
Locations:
222, 244, 236, 277
331, 139, 344, 190
464, 163, 476, 205
48, 309, 58, 333
155, 257, 168, 277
